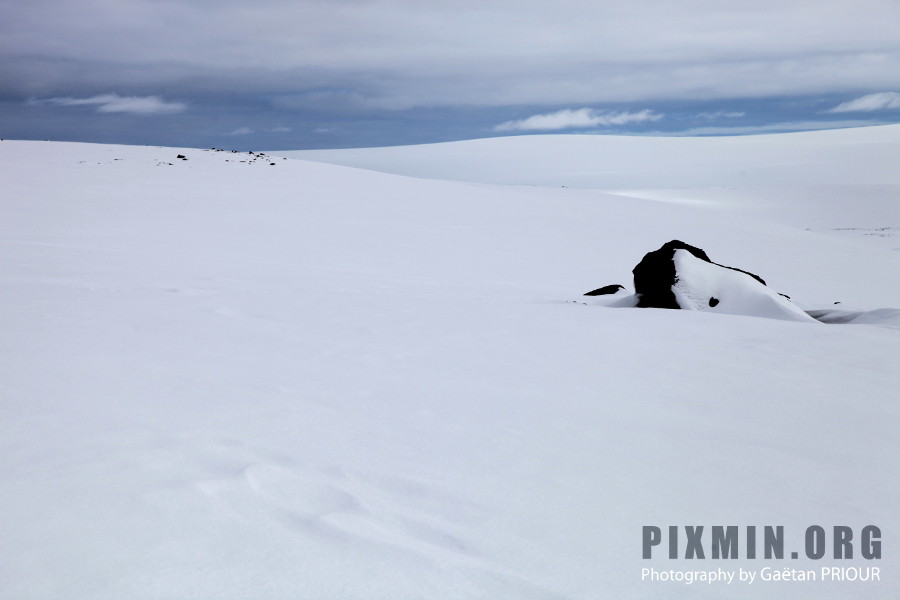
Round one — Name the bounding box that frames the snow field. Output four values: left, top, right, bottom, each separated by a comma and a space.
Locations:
1, 130, 898, 599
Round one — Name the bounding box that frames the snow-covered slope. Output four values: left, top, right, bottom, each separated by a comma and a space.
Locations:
1, 131, 898, 599
278, 124, 900, 246
277, 125, 900, 190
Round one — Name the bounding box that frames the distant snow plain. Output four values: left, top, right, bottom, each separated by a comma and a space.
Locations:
1, 125, 898, 599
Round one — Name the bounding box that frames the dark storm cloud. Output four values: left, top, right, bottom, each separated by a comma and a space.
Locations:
4, 0, 899, 105
2, 0, 899, 147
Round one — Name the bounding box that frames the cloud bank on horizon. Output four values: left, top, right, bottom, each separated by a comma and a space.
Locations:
1, 0, 899, 148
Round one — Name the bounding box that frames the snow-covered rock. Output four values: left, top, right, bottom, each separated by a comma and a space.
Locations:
632, 240, 816, 322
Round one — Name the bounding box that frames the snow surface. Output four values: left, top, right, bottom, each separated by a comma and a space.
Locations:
280, 124, 900, 248
1, 129, 899, 599
669, 249, 817, 322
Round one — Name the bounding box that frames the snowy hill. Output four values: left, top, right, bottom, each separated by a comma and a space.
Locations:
279, 124, 900, 247
277, 125, 900, 190
1, 129, 898, 599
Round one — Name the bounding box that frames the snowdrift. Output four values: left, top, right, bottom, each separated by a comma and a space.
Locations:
1, 130, 898, 600
668, 247, 814, 321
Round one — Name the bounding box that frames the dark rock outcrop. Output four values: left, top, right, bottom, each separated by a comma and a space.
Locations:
584, 284, 624, 296
632, 240, 767, 309
632, 240, 704, 308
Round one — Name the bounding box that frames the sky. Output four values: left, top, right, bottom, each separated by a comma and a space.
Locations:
1, 0, 899, 150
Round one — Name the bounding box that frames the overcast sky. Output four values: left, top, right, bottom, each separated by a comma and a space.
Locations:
2, 0, 899, 149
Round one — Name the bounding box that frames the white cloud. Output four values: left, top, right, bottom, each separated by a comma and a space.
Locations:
495, 108, 662, 132
226, 126, 291, 135
34, 94, 187, 115
695, 111, 746, 120
826, 92, 900, 113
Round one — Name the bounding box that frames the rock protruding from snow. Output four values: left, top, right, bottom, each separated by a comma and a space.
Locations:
584, 284, 624, 296
632, 240, 816, 322
632, 240, 706, 308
